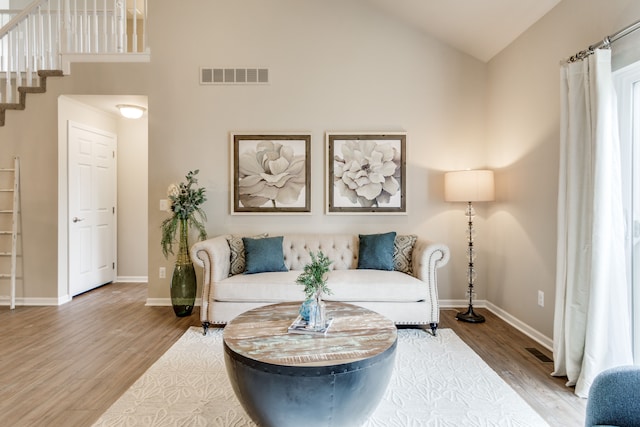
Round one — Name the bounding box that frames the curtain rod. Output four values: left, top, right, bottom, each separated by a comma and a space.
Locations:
566, 18, 640, 63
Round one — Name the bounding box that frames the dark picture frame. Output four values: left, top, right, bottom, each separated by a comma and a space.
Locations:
326, 133, 406, 214
231, 133, 311, 214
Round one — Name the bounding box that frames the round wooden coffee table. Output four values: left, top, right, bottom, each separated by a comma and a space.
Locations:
223, 301, 397, 427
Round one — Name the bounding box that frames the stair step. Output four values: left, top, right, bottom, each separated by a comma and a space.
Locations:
0, 210, 13, 213
0, 231, 12, 235
0, 69, 63, 127
18, 86, 45, 94
0, 274, 10, 279
0, 169, 15, 172
0, 103, 25, 111
0, 189, 14, 192
0, 252, 11, 256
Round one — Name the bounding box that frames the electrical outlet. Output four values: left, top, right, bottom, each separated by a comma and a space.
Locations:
159, 267, 166, 279
537, 290, 544, 307
160, 199, 169, 211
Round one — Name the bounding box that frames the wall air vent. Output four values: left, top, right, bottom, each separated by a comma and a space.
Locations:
200, 67, 269, 85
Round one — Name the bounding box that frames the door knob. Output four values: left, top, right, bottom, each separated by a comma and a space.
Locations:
72, 217, 85, 223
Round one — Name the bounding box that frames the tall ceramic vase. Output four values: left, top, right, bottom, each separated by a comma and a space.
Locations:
171, 218, 196, 317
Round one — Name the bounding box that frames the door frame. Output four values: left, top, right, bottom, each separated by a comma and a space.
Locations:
58, 105, 119, 302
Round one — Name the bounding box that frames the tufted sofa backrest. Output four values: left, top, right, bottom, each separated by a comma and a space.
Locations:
282, 234, 358, 271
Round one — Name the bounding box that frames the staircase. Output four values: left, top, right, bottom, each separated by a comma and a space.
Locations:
0, 0, 148, 127
0, 69, 62, 126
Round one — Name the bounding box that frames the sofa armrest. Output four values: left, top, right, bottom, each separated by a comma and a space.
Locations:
412, 239, 450, 322
190, 235, 231, 325
190, 235, 231, 284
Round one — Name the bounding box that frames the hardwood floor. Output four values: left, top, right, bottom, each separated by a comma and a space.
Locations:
0, 282, 585, 426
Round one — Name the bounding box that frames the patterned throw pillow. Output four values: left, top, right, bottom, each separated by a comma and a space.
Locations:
393, 234, 417, 274
226, 234, 268, 276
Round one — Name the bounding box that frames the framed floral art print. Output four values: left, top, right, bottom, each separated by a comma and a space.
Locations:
231, 133, 311, 214
326, 132, 406, 214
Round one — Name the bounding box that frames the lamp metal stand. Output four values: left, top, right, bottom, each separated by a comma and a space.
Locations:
456, 201, 485, 323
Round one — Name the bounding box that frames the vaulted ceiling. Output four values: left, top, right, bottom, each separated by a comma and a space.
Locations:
367, 0, 562, 62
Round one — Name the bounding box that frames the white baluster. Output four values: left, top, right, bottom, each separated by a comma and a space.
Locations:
25, 14, 32, 86
72, 0, 78, 52
143, 0, 147, 52
79, 0, 91, 53
36, 6, 42, 72
92, 0, 97, 52
6, 31, 12, 103
102, 0, 107, 52
16, 21, 23, 90
117, 0, 124, 53
132, 0, 137, 53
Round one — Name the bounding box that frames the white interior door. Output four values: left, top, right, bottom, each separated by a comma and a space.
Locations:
68, 121, 116, 296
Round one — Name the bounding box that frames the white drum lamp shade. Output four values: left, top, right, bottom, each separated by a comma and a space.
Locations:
444, 170, 495, 203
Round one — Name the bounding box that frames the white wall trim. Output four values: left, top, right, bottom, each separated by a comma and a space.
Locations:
145, 298, 202, 307
0, 295, 72, 306
61, 52, 151, 75
116, 276, 148, 283
439, 299, 487, 308
485, 301, 553, 351
440, 299, 552, 351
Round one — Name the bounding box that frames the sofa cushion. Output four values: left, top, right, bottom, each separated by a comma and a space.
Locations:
243, 236, 288, 274
394, 234, 417, 274
215, 271, 303, 301
357, 232, 396, 270
325, 270, 427, 302
226, 233, 268, 276
213, 269, 426, 303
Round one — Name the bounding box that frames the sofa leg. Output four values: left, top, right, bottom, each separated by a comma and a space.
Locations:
202, 322, 210, 336
430, 323, 438, 336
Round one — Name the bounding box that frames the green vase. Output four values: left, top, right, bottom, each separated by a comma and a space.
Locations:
171, 219, 196, 317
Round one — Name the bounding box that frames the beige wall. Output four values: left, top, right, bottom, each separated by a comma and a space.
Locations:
485, 0, 640, 340
145, 0, 487, 304
6, 0, 639, 343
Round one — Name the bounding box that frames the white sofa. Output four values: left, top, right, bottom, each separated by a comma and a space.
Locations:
190, 233, 450, 335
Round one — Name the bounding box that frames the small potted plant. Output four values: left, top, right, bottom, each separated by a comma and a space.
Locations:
296, 251, 333, 330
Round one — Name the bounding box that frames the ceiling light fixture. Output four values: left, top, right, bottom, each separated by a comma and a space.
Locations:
116, 104, 146, 119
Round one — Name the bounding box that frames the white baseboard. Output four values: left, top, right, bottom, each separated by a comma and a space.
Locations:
485, 301, 553, 351
146, 298, 202, 307
0, 295, 72, 306
439, 299, 487, 308
440, 299, 552, 351
116, 276, 148, 283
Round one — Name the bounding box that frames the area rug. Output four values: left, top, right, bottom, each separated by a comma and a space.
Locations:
92, 327, 549, 426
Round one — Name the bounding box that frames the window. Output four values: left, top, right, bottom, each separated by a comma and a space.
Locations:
615, 60, 640, 363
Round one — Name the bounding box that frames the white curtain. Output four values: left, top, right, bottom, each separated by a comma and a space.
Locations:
553, 49, 633, 398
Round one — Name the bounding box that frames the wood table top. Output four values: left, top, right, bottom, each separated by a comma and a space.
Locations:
223, 301, 397, 368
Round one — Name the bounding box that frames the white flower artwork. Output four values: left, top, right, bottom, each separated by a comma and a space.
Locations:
232, 134, 311, 214
328, 133, 406, 214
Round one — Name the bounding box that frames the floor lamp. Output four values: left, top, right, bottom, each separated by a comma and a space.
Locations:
444, 170, 495, 323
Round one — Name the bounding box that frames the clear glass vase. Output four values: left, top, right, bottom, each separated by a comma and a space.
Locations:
170, 218, 196, 317
308, 293, 326, 331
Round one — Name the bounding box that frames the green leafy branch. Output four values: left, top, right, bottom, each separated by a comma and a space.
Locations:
161, 170, 208, 258
295, 251, 333, 299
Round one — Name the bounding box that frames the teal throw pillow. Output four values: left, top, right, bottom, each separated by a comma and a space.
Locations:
358, 232, 397, 271
242, 236, 288, 274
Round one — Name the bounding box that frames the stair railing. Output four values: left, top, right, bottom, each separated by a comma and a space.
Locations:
0, 0, 147, 103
